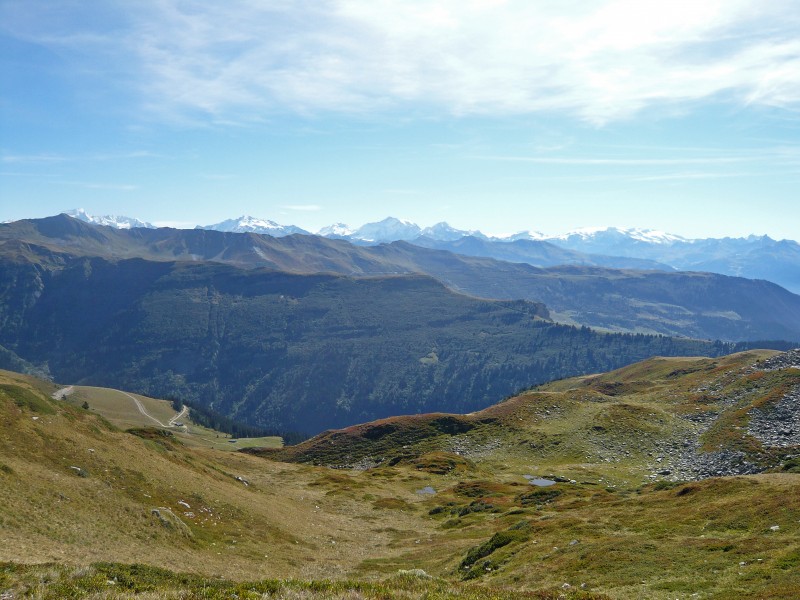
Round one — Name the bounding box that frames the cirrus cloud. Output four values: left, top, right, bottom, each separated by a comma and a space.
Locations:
4, 0, 800, 125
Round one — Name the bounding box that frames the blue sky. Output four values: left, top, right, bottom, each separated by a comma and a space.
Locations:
1, 0, 799, 239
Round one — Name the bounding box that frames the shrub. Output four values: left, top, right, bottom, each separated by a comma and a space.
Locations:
781, 458, 800, 473
460, 525, 531, 573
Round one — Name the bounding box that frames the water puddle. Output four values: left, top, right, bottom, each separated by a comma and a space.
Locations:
524, 475, 556, 487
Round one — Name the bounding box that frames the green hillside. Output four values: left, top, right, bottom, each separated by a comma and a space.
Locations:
2, 352, 800, 598
256, 349, 800, 482
65, 386, 180, 429
55, 383, 282, 450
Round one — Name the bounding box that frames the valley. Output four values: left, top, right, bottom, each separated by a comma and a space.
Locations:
2, 349, 800, 598
5, 4, 799, 598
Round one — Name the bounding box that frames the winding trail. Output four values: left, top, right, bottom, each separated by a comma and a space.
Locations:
121, 391, 187, 428
122, 391, 168, 427
52, 385, 187, 428
169, 405, 189, 426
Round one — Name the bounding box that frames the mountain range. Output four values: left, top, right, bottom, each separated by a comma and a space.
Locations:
3, 214, 798, 434
65, 208, 156, 230
58, 211, 800, 293
4, 214, 800, 342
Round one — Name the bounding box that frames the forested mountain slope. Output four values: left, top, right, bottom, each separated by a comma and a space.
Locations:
3, 214, 800, 341
0, 250, 743, 434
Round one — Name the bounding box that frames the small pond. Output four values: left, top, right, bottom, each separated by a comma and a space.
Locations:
524, 474, 556, 487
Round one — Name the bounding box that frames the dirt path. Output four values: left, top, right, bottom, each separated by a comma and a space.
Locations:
169, 405, 189, 426
54, 385, 185, 429
122, 391, 167, 427
120, 391, 182, 428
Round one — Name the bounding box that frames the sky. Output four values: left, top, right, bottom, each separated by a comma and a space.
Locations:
1, 0, 800, 239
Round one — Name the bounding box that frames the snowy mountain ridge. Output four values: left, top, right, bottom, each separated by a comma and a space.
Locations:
317, 223, 355, 238
60, 209, 791, 247
23, 211, 800, 293
64, 208, 155, 230
551, 226, 688, 245
195, 215, 310, 236
351, 217, 421, 242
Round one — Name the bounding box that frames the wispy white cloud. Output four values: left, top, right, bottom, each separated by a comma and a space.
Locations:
382, 189, 421, 195
500, 168, 797, 184
200, 173, 236, 180
4, 0, 800, 124
0, 171, 58, 178
628, 171, 757, 182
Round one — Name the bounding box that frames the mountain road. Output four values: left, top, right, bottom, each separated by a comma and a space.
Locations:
122, 391, 187, 429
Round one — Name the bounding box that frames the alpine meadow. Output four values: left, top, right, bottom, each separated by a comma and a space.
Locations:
2, 1, 800, 599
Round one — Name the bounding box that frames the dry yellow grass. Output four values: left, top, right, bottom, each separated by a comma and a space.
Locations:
65, 386, 178, 428
57, 383, 282, 450
0, 372, 442, 581
2, 351, 800, 599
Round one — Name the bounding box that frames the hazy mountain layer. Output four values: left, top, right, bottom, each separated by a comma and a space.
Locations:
2, 215, 799, 342
409, 235, 671, 270
56, 211, 800, 292
549, 228, 800, 294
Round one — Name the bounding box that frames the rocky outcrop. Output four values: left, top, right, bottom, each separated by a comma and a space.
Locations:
668, 448, 762, 480
754, 348, 800, 372
748, 386, 800, 448
653, 349, 800, 481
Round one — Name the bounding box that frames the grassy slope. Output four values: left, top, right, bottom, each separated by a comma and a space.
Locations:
2, 354, 800, 599
58, 383, 282, 450
247, 350, 800, 598
67, 386, 178, 428
0, 564, 606, 600
0, 371, 440, 581
268, 350, 798, 484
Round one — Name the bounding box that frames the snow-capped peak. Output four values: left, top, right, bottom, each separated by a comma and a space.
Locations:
496, 230, 548, 242
419, 222, 486, 241
552, 226, 612, 240
552, 226, 686, 245
351, 217, 422, 243
318, 223, 354, 238
623, 228, 687, 244
64, 208, 155, 229
198, 216, 309, 236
